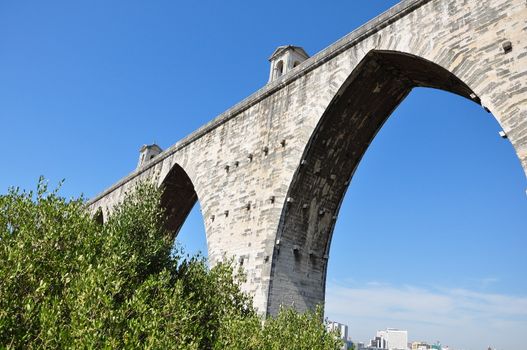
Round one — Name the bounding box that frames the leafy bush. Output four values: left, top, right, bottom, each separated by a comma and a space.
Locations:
0, 179, 342, 349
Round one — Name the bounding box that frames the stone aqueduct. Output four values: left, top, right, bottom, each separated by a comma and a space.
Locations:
89, 0, 527, 315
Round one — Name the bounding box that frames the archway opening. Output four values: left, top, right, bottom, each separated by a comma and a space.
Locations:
174, 204, 208, 259
160, 163, 207, 259
93, 207, 103, 225
267, 50, 527, 330
324, 87, 527, 348
275, 60, 284, 78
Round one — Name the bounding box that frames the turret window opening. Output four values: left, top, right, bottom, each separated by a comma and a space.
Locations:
276, 60, 284, 78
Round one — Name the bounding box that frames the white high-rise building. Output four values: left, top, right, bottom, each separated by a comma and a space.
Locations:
376, 328, 408, 350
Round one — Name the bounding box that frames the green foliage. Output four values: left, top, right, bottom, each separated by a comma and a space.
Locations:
0, 178, 342, 349
215, 306, 343, 350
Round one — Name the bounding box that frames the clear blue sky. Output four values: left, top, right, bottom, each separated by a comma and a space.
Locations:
1, 1, 525, 349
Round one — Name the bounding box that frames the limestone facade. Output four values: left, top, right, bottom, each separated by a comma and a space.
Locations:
88, 0, 527, 315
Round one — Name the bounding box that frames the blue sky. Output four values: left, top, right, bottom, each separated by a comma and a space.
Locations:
1, 1, 526, 349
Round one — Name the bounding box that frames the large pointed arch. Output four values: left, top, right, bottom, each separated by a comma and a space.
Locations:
265, 49, 515, 315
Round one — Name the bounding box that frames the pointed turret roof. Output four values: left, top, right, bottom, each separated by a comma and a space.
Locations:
268, 45, 309, 61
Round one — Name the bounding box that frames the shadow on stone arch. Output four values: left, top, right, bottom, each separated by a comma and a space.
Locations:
93, 207, 104, 225
160, 163, 200, 240
266, 49, 522, 315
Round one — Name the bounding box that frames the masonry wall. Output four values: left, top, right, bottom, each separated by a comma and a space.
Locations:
89, 0, 527, 315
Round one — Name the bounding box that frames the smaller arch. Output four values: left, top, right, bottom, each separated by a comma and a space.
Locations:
293, 61, 301, 68
93, 207, 103, 225
160, 163, 199, 238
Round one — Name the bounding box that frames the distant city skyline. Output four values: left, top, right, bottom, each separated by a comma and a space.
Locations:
327, 321, 494, 350
1, 1, 525, 349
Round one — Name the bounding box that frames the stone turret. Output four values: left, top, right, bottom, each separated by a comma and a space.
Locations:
268, 45, 309, 83
137, 144, 162, 168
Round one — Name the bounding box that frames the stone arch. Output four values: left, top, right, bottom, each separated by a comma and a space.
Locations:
159, 163, 200, 238
265, 49, 524, 315
93, 207, 104, 225
276, 60, 284, 78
